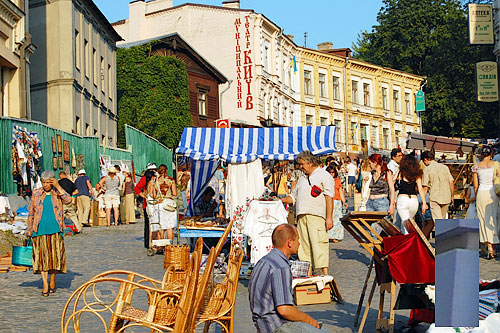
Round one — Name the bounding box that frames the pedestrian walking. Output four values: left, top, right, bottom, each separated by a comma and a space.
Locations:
358, 159, 372, 211
74, 169, 93, 227
26, 170, 71, 297
280, 151, 334, 276
366, 154, 395, 215
346, 157, 358, 197
421, 150, 454, 222
326, 165, 348, 242
58, 171, 81, 232
395, 155, 427, 234
248, 224, 328, 332
134, 163, 158, 249
156, 164, 177, 243
98, 166, 121, 227
472, 146, 499, 259
121, 171, 136, 224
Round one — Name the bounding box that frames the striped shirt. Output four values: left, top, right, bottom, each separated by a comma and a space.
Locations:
249, 248, 294, 332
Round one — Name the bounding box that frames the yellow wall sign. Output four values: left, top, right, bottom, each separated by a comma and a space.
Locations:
469, 4, 493, 44
476, 61, 498, 102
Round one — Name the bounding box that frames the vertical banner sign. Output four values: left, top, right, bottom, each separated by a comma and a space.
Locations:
468, 4, 493, 45
476, 61, 498, 102
234, 16, 253, 110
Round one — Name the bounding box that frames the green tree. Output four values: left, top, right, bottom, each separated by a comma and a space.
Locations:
353, 0, 497, 138
116, 43, 191, 148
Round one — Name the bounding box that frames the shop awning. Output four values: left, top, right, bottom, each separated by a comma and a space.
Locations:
175, 126, 337, 163
406, 132, 478, 154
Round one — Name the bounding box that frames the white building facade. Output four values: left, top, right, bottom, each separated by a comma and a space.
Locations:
112, 0, 300, 127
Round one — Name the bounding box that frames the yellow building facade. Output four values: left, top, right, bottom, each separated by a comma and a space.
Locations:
298, 44, 424, 156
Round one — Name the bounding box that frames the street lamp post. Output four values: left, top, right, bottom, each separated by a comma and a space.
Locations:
449, 120, 455, 138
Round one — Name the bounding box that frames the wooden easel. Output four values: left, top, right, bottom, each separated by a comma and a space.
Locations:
340, 212, 402, 333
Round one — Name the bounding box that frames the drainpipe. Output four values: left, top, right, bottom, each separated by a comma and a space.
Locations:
343, 56, 350, 155
219, 79, 233, 120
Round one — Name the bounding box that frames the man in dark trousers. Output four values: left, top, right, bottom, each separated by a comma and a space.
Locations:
135, 163, 157, 249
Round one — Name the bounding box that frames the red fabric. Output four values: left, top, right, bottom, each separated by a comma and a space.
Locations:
382, 233, 435, 284
409, 308, 434, 324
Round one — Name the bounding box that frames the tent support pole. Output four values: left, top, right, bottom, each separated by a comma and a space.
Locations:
175, 155, 180, 244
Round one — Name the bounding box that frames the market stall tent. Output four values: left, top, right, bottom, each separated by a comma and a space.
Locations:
175, 126, 338, 216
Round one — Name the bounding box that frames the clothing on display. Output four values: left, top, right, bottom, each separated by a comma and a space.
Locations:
243, 199, 288, 264
12, 126, 43, 195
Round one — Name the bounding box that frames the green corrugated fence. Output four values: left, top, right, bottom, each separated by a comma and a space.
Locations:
125, 125, 173, 177
1, 117, 173, 195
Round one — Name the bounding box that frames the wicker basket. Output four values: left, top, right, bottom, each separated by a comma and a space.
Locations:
153, 295, 179, 325
163, 244, 190, 270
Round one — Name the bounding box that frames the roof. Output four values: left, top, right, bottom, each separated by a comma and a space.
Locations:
85, 0, 123, 41
119, 33, 227, 84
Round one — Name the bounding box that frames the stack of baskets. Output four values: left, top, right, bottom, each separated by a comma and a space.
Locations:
163, 244, 190, 283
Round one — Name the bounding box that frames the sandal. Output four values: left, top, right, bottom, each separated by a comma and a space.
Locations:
49, 287, 56, 293
41, 291, 50, 297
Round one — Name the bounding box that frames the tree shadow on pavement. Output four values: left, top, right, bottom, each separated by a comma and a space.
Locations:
18, 270, 83, 290
333, 248, 372, 266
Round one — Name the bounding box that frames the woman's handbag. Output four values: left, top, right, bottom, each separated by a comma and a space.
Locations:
163, 198, 177, 212
12, 238, 33, 267
494, 162, 500, 196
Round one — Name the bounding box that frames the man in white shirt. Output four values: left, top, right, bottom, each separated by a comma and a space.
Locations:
346, 158, 358, 197
281, 151, 334, 276
387, 148, 403, 177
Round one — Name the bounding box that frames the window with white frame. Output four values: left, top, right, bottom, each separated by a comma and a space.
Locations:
350, 122, 358, 144
319, 73, 326, 98
288, 66, 292, 89
383, 128, 389, 149
363, 83, 370, 106
320, 116, 328, 126
334, 120, 342, 142
393, 89, 400, 113
372, 126, 379, 148
352, 80, 359, 104
405, 92, 411, 115
382, 87, 388, 110
306, 114, 313, 126
263, 42, 270, 72
197, 88, 207, 116
333, 76, 340, 101
304, 70, 312, 95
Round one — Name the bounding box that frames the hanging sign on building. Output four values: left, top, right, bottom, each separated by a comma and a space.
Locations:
476, 61, 498, 102
234, 15, 254, 110
468, 4, 493, 45
216, 119, 231, 128
416, 90, 425, 112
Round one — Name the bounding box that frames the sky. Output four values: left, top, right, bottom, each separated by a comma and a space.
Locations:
94, 0, 384, 50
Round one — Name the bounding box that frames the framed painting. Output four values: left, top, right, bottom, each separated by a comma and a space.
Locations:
52, 137, 56, 153
52, 157, 58, 169
57, 135, 62, 153
58, 156, 63, 169
63, 140, 70, 162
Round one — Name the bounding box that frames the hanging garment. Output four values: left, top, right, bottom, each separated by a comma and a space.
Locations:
243, 200, 288, 264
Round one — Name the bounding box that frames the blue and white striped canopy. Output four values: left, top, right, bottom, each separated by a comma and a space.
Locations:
175, 126, 337, 163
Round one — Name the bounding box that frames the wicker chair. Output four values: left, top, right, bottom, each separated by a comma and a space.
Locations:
194, 241, 244, 333
61, 252, 200, 333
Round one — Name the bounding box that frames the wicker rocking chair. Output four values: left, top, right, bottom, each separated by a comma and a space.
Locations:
194, 241, 244, 333
61, 252, 200, 333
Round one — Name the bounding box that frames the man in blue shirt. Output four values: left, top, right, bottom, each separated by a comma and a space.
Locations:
249, 224, 327, 332
74, 169, 93, 227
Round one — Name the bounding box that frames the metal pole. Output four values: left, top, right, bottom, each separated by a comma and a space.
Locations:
344, 57, 350, 156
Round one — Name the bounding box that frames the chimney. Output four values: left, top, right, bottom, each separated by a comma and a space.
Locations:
318, 42, 333, 51
129, 0, 146, 42
146, 0, 174, 14
286, 34, 294, 42
222, 0, 240, 9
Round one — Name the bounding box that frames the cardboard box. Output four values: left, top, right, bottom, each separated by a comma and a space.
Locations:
294, 283, 332, 305
89, 200, 98, 226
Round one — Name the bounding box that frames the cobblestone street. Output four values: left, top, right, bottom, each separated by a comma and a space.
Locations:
0, 217, 498, 332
